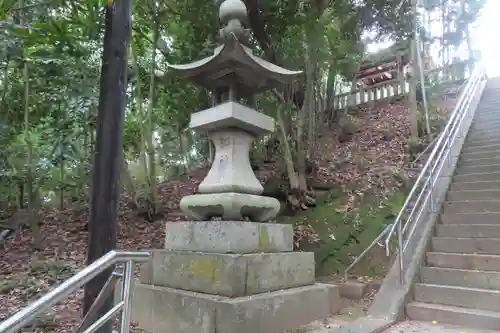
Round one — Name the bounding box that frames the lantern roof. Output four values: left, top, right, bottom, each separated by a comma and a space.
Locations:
167, 0, 302, 92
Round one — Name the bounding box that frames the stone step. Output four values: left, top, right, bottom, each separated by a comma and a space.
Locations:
421, 267, 500, 290
462, 143, 500, 154
472, 110, 500, 115
476, 113, 500, 119
406, 302, 500, 330
472, 109, 500, 115
467, 129, 500, 136
441, 212, 500, 224
469, 130, 500, 137
455, 164, 500, 176
473, 111, 500, 116
464, 138, 500, 149
449, 180, 500, 191
460, 150, 500, 161
426, 252, 500, 271
432, 237, 500, 254
453, 171, 500, 183
466, 133, 500, 143
469, 126, 500, 133
436, 224, 500, 238
443, 200, 500, 214
470, 112, 500, 119
469, 120, 500, 127
413, 283, 500, 312
477, 111, 500, 116
472, 114, 500, 120
475, 113, 500, 118
465, 134, 500, 144
447, 188, 500, 201
470, 120, 500, 129
457, 156, 500, 168
476, 114, 500, 119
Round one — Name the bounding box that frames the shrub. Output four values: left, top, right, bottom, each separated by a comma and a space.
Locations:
407, 137, 425, 160
338, 115, 361, 142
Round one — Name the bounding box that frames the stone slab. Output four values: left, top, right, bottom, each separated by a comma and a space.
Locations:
332, 316, 393, 333
340, 281, 368, 300
180, 192, 280, 222
131, 282, 219, 333
322, 283, 342, 314
164, 221, 293, 253
139, 250, 315, 297
189, 101, 275, 136
131, 282, 336, 333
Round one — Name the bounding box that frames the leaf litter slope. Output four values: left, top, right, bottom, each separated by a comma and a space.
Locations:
0, 94, 460, 332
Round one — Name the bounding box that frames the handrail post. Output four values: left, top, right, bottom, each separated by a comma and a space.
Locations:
428, 174, 435, 213
397, 220, 404, 284
120, 260, 134, 333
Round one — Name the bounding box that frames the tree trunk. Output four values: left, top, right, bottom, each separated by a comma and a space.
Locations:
130, 40, 153, 215
19, 0, 41, 249
145, 16, 160, 214
441, 0, 446, 76
18, 182, 24, 209
409, 0, 420, 139
275, 104, 301, 209
460, 0, 474, 71
59, 160, 64, 210
120, 158, 137, 205
83, 3, 131, 333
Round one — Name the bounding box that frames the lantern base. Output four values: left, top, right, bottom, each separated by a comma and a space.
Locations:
179, 192, 280, 222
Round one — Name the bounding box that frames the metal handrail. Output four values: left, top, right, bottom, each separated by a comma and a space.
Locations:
0, 250, 151, 333
342, 67, 479, 279
344, 223, 392, 279
384, 63, 487, 282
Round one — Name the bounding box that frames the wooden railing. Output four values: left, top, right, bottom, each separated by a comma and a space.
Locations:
333, 60, 472, 110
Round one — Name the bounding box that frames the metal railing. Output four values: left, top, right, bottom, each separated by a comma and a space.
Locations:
384, 63, 487, 282
344, 223, 393, 280
343, 63, 487, 280
0, 250, 151, 333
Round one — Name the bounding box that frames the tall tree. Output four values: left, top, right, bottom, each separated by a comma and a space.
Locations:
83, 2, 132, 333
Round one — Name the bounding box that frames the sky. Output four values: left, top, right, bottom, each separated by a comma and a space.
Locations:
366, 0, 500, 77
474, 0, 499, 77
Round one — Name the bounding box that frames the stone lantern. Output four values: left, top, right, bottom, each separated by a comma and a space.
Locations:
130, 1, 339, 332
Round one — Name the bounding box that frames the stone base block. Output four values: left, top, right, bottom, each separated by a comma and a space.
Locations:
340, 280, 368, 300
164, 220, 293, 253
139, 250, 315, 297
179, 192, 280, 222
131, 282, 338, 333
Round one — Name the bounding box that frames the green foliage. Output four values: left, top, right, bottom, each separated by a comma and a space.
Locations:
338, 115, 361, 142
406, 136, 425, 159
363, 40, 410, 67
30, 260, 75, 282
0, 0, 482, 210
288, 190, 406, 276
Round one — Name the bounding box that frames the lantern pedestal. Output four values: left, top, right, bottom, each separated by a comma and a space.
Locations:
128, 1, 341, 331
129, 220, 339, 333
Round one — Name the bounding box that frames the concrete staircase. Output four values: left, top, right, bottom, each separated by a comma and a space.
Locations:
406, 80, 500, 330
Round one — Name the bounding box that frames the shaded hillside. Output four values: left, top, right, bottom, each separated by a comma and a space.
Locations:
0, 90, 461, 331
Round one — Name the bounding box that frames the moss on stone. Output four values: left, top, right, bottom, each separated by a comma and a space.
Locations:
185, 258, 221, 285
258, 225, 271, 251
